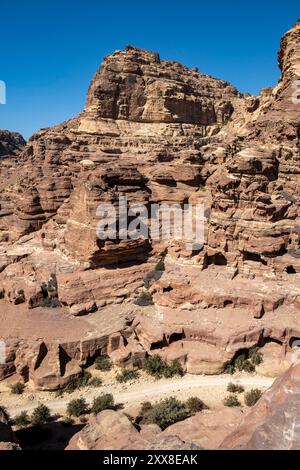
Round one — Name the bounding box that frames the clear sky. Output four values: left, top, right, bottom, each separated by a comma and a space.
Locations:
0, 0, 299, 139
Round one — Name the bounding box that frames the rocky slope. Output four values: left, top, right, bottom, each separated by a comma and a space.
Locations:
221, 359, 300, 449
0, 20, 300, 390
66, 360, 300, 450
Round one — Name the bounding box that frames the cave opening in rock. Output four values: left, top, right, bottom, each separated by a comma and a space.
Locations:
286, 265, 296, 274
207, 253, 227, 266
163, 286, 173, 293
289, 337, 300, 349
168, 331, 186, 344
244, 252, 267, 265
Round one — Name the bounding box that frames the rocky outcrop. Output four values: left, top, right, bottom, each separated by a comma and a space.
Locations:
66, 409, 200, 450
0, 130, 25, 158
0, 407, 21, 450
1, 21, 300, 389
221, 360, 300, 449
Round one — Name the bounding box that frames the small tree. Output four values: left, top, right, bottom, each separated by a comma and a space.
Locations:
186, 397, 207, 414
116, 369, 139, 383
144, 355, 165, 377
95, 355, 112, 371
14, 411, 30, 427
142, 397, 189, 429
91, 394, 114, 415
67, 398, 89, 417
31, 404, 51, 425
11, 382, 25, 395
223, 395, 241, 407
227, 382, 244, 394
244, 389, 262, 407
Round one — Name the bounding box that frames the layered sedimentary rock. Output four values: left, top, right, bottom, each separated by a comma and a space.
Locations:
221, 360, 300, 449
66, 409, 200, 450
0, 21, 300, 389
0, 130, 25, 158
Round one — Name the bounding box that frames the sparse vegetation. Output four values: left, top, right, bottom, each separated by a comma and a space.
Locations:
155, 259, 165, 271
135, 289, 153, 306
132, 357, 143, 369
14, 411, 30, 427
144, 355, 184, 379
223, 395, 241, 407
186, 397, 208, 414
94, 355, 112, 371
91, 394, 114, 415
244, 389, 262, 407
11, 382, 25, 395
64, 371, 92, 393
140, 397, 189, 430
224, 364, 235, 375
116, 368, 140, 383
31, 404, 51, 425
248, 347, 263, 366
227, 382, 245, 394
225, 347, 263, 374
67, 398, 89, 417
89, 377, 103, 387
139, 395, 207, 430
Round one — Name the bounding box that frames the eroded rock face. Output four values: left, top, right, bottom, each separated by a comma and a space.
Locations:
221, 360, 300, 450
1, 21, 300, 390
0, 407, 21, 450
0, 130, 25, 158
66, 409, 200, 450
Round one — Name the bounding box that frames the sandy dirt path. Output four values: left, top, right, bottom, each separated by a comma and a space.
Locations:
6, 374, 275, 418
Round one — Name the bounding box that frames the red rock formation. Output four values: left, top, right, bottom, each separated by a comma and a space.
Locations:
66, 409, 200, 450
1, 21, 300, 390
221, 360, 300, 449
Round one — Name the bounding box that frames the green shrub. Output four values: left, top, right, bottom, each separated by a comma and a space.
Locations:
14, 411, 30, 427
223, 395, 241, 407
144, 355, 165, 377
95, 355, 112, 371
234, 354, 247, 371
67, 398, 89, 417
155, 259, 165, 271
231, 351, 258, 374
144, 355, 185, 379
140, 401, 153, 416
31, 404, 51, 425
11, 382, 25, 395
186, 397, 207, 414
89, 377, 103, 387
162, 360, 184, 378
135, 289, 153, 306
227, 382, 245, 394
64, 371, 92, 393
91, 394, 114, 415
141, 397, 189, 430
242, 360, 255, 373
244, 389, 262, 407
248, 347, 263, 366
224, 364, 235, 375
116, 369, 139, 383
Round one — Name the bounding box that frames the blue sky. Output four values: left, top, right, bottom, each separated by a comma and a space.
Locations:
0, 0, 299, 139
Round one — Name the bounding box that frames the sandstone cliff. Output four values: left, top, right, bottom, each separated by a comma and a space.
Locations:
0, 21, 300, 390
